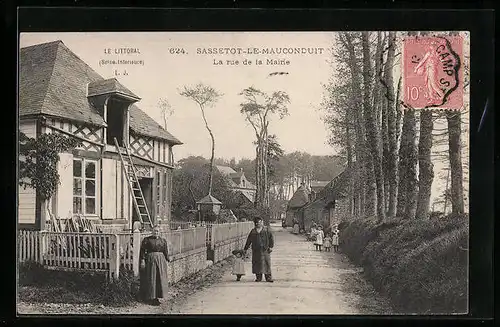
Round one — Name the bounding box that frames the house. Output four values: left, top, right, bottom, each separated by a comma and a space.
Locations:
285, 168, 350, 232
215, 165, 256, 207
284, 183, 309, 228
18, 40, 182, 231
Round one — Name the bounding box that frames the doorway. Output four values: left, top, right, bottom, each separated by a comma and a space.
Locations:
132, 177, 153, 224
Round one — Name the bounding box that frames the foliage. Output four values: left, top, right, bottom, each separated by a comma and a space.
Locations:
340, 214, 468, 313
171, 156, 236, 219
19, 132, 82, 201
18, 262, 137, 306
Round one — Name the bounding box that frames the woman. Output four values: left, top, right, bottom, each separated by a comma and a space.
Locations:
139, 225, 171, 306
292, 219, 300, 234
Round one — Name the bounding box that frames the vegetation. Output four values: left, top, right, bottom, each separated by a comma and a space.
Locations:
18, 262, 138, 307
180, 83, 223, 196
339, 214, 468, 313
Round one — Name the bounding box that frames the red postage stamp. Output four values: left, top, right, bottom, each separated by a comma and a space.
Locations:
403, 35, 464, 110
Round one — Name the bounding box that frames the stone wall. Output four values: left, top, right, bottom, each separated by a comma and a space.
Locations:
167, 246, 207, 284
213, 235, 247, 263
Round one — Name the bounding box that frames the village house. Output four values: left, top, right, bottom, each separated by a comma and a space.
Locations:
18, 40, 182, 231
215, 165, 257, 208
285, 168, 350, 232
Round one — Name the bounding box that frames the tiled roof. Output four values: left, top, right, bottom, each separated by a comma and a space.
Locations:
196, 194, 222, 205
87, 78, 140, 99
19, 40, 182, 145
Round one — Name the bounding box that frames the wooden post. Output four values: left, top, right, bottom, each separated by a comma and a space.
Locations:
193, 228, 196, 251
132, 228, 141, 277
110, 234, 121, 280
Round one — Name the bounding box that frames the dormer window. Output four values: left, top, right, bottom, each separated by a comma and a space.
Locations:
106, 97, 127, 146
87, 78, 141, 148
242, 179, 246, 187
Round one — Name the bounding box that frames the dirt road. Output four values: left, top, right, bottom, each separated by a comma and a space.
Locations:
167, 223, 393, 315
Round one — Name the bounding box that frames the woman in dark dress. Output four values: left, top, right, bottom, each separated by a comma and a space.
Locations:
139, 225, 171, 306
243, 217, 274, 282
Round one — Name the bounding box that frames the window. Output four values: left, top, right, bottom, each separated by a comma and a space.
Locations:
73, 158, 97, 215
156, 171, 161, 217
163, 171, 168, 217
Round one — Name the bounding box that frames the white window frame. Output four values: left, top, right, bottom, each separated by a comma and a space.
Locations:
73, 157, 99, 218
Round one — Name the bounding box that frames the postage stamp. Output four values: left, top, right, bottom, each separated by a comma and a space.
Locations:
402, 35, 464, 110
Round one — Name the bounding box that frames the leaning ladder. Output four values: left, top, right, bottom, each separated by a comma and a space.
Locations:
114, 137, 153, 229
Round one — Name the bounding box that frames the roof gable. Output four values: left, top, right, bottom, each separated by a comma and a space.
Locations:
19, 40, 182, 145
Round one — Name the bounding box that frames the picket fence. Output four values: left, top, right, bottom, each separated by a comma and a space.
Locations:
18, 222, 253, 281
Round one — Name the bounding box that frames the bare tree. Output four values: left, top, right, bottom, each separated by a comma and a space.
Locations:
239, 87, 290, 209
180, 83, 223, 195
157, 97, 174, 130
362, 31, 386, 221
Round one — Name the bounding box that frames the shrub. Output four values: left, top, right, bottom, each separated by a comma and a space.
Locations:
340, 213, 469, 314
18, 263, 138, 307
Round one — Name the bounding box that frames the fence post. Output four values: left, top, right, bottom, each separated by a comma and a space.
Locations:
132, 228, 141, 277
39, 231, 46, 264
193, 228, 196, 251
109, 234, 121, 280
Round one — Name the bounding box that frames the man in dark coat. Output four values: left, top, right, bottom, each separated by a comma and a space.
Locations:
139, 225, 171, 305
244, 217, 274, 282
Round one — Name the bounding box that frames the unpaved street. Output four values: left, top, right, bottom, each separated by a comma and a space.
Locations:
167, 224, 393, 315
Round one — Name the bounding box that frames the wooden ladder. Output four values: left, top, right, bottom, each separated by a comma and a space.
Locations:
114, 138, 153, 230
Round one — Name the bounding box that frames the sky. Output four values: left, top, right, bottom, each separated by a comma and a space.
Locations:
20, 32, 337, 161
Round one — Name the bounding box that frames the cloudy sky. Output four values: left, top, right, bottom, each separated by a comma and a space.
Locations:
20, 32, 337, 161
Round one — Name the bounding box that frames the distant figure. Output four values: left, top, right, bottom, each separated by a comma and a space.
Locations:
332, 228, 340, 252
314, 225, 324, 251
244, 217, 274, 282
323, 233, 332, 252
292, 220, 300, 234
139, 225, 171, 306
231, 249, 246, 281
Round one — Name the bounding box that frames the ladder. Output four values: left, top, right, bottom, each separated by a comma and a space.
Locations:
114, 138, 153, 229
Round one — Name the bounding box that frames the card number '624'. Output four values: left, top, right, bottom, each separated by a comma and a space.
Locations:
169, 48, 187, 54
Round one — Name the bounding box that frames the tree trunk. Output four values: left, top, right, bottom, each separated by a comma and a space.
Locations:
446, 111, 465, 214
199, 105, 215, 196
385, 32, 399, 219
404, 109, 419, 219
344, 32, 369, 218
362, 31, 386, 221
397, 109, 410, 217
416, 110, 434, 219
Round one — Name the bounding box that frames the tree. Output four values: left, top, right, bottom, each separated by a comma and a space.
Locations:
19, 132, 82, 222
381, 31, 399, 219
362, 31, 386, 221
157, 97, 174, 130
239, 86, 290, 209
180, 83, 223, 196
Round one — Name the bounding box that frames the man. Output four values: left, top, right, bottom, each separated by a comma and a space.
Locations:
244, 217, 274, 282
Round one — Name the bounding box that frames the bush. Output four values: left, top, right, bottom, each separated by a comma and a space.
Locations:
18, 263, 138, 307
340, 213, 469, 314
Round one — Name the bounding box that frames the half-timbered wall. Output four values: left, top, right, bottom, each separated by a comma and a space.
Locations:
18, 119, 37, 225
43, 118, 104, 153
129, 133, 172, 165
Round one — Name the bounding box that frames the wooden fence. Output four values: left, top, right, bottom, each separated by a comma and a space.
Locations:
18, 222, 252, 281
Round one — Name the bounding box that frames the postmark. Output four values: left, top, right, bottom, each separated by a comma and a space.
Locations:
402, 35, 463, 110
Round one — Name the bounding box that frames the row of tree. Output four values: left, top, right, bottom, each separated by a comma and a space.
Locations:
322, 31, 468, 222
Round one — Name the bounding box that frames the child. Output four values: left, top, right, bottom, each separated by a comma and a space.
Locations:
314, 226, 324, 251
323, 233, 332, 252
231, 249, 246, 281
332, 229, 340, 252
